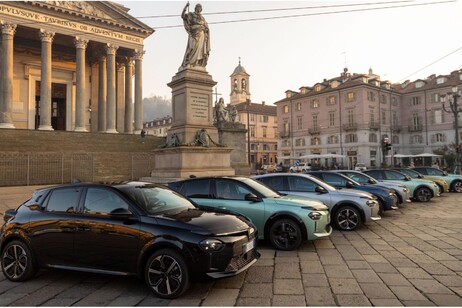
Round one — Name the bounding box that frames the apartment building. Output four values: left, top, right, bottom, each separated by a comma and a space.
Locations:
144, 116, 172, 137
275, 68, 462, 169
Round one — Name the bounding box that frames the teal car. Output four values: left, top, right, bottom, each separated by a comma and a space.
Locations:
168, 177, 332, 251
364, 169, 440, 202
413, 167, 462, 193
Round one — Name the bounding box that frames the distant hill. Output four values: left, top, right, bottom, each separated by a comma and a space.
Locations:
143, 95, 172, 121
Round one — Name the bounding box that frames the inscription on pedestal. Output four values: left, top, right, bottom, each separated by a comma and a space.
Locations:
191, 95, 209, 120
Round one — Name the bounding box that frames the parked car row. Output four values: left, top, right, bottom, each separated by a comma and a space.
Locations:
1, 166, 460, 299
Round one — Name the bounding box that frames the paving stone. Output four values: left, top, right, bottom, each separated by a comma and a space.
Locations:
300, 260, 324, 274
419, 263, 456, 275
245, 266, 274, 283
304, 287, 336, 306
274, 262, 301, 279
386, 257, 418, 268
398, 267, 433, 279
363, 254, 388, 263
410, 254, 439, 264
351, 269, 382, 283
298, 251, 320, 261
302, 273, 329, 287
273, 279, 304, 295
324, 264, 354, 279
201, 288, 239, 306
258, 249, 276, 259
426, 250, 459, 261
41, 298, 81, 306
213, 271, 246, 288
314, 239, 335, 249
107, 295, 146, 306
335, 294, 372, 306
346, 260, 371, 270
370, 298, 403, 306
239, 283, 273, 298
401, 300, 436, 306
253, 258, 274, 267
379, 250, 405, 258
335, 244, 364, 260
425, 293, 462, 306
272, 295, 306, 306
441, 261, 462, 272
166, 298, 200, 306
389, 285, 427, 301
359, 283, 397, 299
377, 273, 412, 286
368, 262, 399, 273
409, 278, 454, 294
274, 257, 299, 264
235, 297, 271, 306
135, 295, 170, 307
395, 246, 425, 256
329, 278, 363, 294
0, 293, 28, 306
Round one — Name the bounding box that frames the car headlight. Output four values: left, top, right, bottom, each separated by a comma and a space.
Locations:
308, 211, 322, 220
366, 199, 376, 207
199, 239, 224, 252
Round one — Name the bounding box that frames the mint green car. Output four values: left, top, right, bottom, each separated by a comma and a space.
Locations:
168, 177, 332, 251
413, 167, 462, 193
364, 169, 440, 202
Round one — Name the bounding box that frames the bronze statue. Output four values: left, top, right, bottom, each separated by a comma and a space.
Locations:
180, 2, 210, 70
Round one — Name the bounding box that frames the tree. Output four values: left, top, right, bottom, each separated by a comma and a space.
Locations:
142, 95, 172, 122
433, 144, 455, 171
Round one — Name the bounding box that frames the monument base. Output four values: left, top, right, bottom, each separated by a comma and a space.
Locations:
150, 146, 235, 180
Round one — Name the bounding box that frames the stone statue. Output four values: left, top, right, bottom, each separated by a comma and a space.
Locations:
159, 133, 181, 148
190, 128, 224, 147
215, 98, 227, 123
228, 105, 237, 122
180, 2, 210, 70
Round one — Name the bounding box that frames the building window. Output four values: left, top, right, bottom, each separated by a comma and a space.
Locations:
296, 102, 302, 111
432, 133, 445, 143
283, 122, 290, 136
433, 109, 443, 124
260, 115, 269, 123
380, 94, 387, 104
345, 134, 357, 143
410, 135, 423, 144
370, 109, 375, 125
415, 81, 424, 88
311, 137, 321, 145
347, 109, 355, 125
283, 105, 289, 113
411, 96, 421, 105
262, 126, 267, 138
347, 91, 355, 102
367, 91, 376, 101
369, 133, 378, 143
315, 85, 321, 92
297, 117, 303, 130
250, 114, 255, 122
311, 99, 319, 108
274, 128, 278, 138
393, 135, 399, 144
412, 113, 421, 130
312, 115, 318, 128
437, 77, 446, 84
391, 97, 398, 106
329, 112, 335, 127
282, 140, 290, 147
381, 111, 386, 125
327, 95, 336, 105
327, 135, 338, 144
432, 93, 440, 104
295, 138, 305, 146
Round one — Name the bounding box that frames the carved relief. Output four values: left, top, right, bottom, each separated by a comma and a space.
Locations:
39, 29, 55, 42
74, 37, 88, 49
41, 1, 113, 20
0, 22, 17, 36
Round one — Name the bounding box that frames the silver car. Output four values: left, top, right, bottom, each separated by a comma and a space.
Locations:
253, 173, 381, 231
334, 170, 412, 204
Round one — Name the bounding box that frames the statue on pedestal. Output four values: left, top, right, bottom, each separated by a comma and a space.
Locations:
180, 2, 210, 70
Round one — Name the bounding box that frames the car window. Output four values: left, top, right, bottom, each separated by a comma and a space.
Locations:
366, 170, 383, 180
45, 187, 81, 213
344, 172, 369, 184
84, 188, 128, 215
182, 179, 211, 198
427, 168, 443, 176
287, 177, 316, 192
384, 171, 405, 180
258, 176, 284, 191
216, 179, 251, 200
323, 173, 348, 186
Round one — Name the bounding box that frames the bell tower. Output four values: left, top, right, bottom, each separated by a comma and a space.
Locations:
229, 58, 250, 105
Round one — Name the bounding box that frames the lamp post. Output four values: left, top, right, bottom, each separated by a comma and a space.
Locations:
441, 85, 461, 174
246, 99, 251, 167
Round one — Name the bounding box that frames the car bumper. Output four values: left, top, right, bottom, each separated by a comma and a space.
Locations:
306, 211, 332, 240
206, 249, 260, 278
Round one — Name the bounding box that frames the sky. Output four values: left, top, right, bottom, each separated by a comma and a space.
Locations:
119, 0, 462, 106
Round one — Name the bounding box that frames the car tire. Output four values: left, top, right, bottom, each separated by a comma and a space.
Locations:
145, 248, 190, 299
334, 206, 362, 231
269, 218, 302, 251
1, 240, 37, 282
414, 187, 432, 202
436, 184, 444, 194
451, 180, 462, 193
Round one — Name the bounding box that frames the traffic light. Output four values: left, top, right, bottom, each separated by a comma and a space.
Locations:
383, 137, 392, 151
457, 144, 461, 153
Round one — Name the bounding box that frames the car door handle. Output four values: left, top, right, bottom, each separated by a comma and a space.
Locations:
218, 206, 227, 210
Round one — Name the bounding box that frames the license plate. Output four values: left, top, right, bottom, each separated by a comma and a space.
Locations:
243, 239, 255, 253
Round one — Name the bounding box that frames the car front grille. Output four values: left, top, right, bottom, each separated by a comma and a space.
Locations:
225, 249, 258, 272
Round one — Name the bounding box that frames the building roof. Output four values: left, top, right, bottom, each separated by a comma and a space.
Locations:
234, 102, 276, 115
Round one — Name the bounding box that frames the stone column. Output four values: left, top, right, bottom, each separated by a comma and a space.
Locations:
0, 22, 16, 129
134, 49, 145, 134
38, 29, 55, 131
105, 44, 118, 133
124, 57, 133, 133
97, 55, 107, 132
74, 37, 88, 132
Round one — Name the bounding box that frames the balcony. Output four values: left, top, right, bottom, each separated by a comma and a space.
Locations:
308, 126, 321, 135
408, 124, 423, 132
279, 131, 290, 138
369, 122, 380, 130
342, 123, 357, 131
392, 125, 402, 133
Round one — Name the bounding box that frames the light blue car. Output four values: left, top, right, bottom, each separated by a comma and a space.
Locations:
413, 167, 462, 193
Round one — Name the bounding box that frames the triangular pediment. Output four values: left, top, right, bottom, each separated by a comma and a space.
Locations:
29, 1, 153, 37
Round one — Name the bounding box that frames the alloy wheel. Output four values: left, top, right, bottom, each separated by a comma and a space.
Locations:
336, 207, 360, 231
415, 187, 431, 202
2, 243, 29, 280
452, 181, 462, 193
269, 219, 302, 251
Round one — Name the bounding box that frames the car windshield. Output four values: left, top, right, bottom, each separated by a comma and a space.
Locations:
398, 169, 420, 178
345, 172, 376, 185
121, 185, 194, 214
238, 177, 281, 198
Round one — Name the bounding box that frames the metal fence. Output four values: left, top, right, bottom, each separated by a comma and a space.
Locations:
0, 153, 153, 186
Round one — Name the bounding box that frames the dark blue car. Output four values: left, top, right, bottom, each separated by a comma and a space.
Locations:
307, 171, 398, 213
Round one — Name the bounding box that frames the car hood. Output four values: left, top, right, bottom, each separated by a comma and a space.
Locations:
331, 188, 375, 199
151, 207, 251, 236
274, 195, 329, 211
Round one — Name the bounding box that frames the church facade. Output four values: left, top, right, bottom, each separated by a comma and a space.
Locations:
0, 1, 153, 133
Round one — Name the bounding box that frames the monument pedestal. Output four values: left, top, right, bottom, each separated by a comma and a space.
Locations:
147, 68, 235, 183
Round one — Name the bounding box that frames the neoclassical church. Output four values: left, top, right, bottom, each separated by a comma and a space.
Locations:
0, 1, 153, 133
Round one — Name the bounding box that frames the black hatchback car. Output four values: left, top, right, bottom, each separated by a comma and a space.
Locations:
0, 182, 258, 299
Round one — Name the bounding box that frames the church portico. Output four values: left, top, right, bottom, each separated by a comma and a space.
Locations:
0, 1, 153, 132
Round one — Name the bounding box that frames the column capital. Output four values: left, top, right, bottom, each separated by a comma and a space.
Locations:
105, 43, 118, 55
134, 49, 145, 61
39, 29, 55, 43
0, 22, 16, 36
74, 37, 88, 49
124, 56, 134, 66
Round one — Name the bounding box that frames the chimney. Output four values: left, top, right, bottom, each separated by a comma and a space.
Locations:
262, 101, 266, 106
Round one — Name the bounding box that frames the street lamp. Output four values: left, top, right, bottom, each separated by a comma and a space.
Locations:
441, 85, 461, 174
245, 99, 251, 166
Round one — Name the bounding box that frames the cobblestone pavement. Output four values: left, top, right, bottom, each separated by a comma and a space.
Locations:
1, 186, 462, 306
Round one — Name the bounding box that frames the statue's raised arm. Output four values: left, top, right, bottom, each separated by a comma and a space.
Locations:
179, 2, 210, 71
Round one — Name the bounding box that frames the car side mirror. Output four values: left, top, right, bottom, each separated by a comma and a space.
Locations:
315, 186, 327, 194
404, 175, 412, 181
368, 179, 376, 184
110, 208, 133, 219
346, 181, 355, 188
245, 193, 261, 202
443, 171, 448, 176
